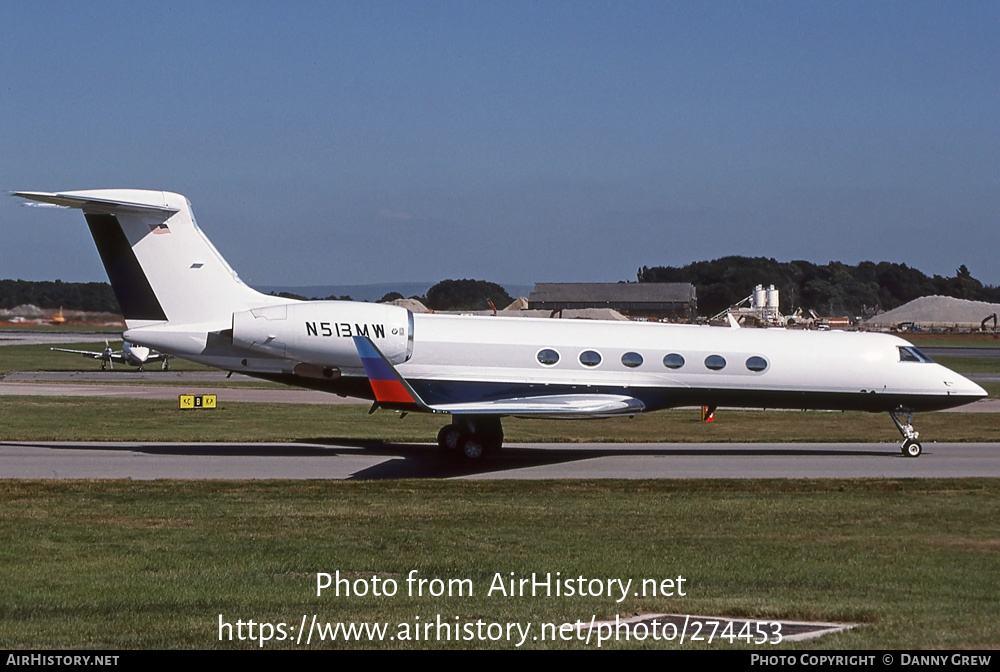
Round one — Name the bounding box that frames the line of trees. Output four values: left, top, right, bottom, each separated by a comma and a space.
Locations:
9, 261, 997, 319
268, 291, 354, 302
1, 277, 515, 314
0, 280, 120, 313
271, 278, 515, 311
638, 258, 1000, 317
423, 279, 513, 311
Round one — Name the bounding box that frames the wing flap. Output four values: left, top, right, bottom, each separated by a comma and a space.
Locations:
429, 394, 645, 417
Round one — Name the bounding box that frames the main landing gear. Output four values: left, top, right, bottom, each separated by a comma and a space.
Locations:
436, 416, 504, 460
890, 408, 922, 457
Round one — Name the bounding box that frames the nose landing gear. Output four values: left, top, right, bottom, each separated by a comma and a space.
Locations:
890, 409, 922, 457
436, 415, 504, 460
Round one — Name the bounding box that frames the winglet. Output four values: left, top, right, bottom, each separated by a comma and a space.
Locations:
352, 336, 433, 410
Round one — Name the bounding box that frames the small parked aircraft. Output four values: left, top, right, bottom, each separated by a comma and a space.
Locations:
51, 340, 170, 371
15, 189, 986, 458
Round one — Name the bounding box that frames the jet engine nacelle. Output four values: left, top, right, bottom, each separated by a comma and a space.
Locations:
232, 301, 413, 368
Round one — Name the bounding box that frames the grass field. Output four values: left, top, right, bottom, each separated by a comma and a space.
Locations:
0, 342, 215, 374
1, 396, 999, 444
908, 334, 1000, 348
931, 356, 1000, 375
1, 479, 997, 649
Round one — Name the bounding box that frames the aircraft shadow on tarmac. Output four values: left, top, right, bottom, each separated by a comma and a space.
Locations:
318, 442, 905, 480
329, 443, 905, 480
10, 440, 905, 480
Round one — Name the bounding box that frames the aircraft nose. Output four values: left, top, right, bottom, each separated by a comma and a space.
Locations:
948, 373, 988, 400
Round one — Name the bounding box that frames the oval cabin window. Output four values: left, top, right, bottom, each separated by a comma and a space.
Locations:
537, 349, 560, 366
663, 353, 685, 369
704, 355, 727, 371
621, 352, 643, 368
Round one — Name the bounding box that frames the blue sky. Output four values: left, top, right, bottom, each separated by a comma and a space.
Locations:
2, 1, 997, 289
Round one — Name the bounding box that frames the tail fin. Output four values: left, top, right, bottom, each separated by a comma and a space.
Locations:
14, 190, 273, 329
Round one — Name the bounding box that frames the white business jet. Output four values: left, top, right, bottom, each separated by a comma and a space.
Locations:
51, 340, 169, 371
15, 190, 986, 458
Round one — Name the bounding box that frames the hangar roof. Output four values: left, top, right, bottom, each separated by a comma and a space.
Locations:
529, 282, 696, 304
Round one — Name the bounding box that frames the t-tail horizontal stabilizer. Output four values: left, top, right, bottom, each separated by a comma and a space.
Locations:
13, 191, 180, 215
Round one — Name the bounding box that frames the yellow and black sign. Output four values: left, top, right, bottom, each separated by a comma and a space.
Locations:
179, 394, 217, 410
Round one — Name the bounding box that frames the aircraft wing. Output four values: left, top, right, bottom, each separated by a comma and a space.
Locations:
352, 336, 645, 417
50, 347, 116, 360
421, 394, 645, 417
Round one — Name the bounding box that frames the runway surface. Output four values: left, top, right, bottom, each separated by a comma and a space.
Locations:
2, 441, 998, 480
0, 329, 122, 346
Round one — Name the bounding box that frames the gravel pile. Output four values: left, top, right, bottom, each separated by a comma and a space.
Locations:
867, 295, 1000, 326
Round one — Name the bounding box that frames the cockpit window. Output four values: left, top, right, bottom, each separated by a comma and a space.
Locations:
898, 346, 934, 363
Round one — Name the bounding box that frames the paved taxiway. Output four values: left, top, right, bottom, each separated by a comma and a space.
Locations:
2, 441, 998, 480
0, 330, 123, 346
